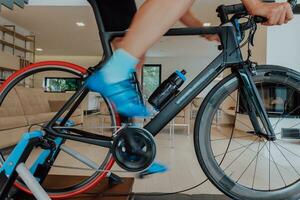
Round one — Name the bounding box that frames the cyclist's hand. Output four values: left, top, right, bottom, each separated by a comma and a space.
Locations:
203, 34, 220, 43
250, 2, 293, 26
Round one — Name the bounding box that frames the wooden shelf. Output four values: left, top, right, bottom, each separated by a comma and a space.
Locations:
0, 25, 34, 42
0, 39, 34, 53
0, 24, 35, 63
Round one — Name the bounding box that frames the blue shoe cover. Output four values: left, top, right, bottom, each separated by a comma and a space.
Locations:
147, 162, 168, 174
56, 118, 75, 127
86, 70, 149, 117
139, 162, 168, 178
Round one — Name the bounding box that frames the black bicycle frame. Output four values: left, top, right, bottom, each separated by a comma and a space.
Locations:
43, 0, 275, 147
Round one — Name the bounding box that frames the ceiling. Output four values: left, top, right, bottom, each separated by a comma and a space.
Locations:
0, 0, 239, 57
1, 6, 101, 56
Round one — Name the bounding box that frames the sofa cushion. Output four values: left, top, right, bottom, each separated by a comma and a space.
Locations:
26, 112, 56, 125
0, 116, 28, 131
49, 99, 82, 111
49, 100, 81, 117
26, 110, 81, 125
15, 87, 51, 115
49, 100, 65, 112
0, 126, 29, 148
0, 89, 25, 117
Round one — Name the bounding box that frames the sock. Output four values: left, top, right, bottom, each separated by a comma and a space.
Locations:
100, 49, 139, 83
86, 49, 149, 117
86, 48, 139, 95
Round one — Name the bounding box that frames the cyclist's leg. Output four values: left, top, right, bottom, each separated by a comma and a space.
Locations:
113, 37, 168, 175
87, 0, 194, 117
119, 0, 195, 58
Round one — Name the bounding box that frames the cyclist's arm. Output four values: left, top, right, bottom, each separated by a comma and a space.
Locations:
180, 9, 220, 42
180, 9, 203, 27
241, 0, 293, 25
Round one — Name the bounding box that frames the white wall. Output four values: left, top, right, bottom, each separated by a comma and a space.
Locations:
267, 15, 300, 72
36, 55, 101, 68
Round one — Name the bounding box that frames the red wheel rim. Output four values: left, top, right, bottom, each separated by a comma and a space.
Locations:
0, 61, 117, 199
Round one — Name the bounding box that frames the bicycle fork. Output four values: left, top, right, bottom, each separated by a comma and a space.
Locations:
237, 66, 276, 141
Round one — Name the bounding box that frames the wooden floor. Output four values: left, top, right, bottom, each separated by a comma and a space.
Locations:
130, 132, 219, 194
134, 194, 230, 200
15, 176, 134, 200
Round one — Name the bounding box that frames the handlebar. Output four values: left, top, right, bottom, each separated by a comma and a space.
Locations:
217, 0, 298, 24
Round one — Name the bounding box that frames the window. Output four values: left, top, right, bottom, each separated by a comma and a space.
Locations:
44, 77, 81, 92
239, 83, 300, 118
0, 68, 15, 83
142, 64, 161, 99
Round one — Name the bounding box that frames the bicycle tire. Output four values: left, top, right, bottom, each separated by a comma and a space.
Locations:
194, 65, 300, 200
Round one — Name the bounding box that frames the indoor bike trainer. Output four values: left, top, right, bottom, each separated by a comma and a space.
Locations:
0, 0, 299, 200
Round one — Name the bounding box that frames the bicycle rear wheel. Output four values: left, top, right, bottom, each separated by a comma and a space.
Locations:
0, 61, 118, 199
195, 65, 300, 200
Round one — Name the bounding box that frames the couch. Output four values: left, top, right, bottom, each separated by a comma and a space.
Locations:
0, 86, 83, 148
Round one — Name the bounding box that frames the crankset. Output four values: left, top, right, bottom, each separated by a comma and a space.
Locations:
112, 127, 156, 172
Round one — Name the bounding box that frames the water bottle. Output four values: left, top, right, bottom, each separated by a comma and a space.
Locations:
148, 70, 187, 110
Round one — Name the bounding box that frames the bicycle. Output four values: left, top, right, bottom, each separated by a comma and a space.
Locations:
0, 0, 299, 199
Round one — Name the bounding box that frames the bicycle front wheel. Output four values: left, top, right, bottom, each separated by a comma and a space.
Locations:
0, 61, 118, 199
195, 65, 300, 200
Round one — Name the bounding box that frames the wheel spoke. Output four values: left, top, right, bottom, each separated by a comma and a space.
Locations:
228, 92, 248, 115
236, 139, 266, 183
269, 141, 271, 190
223, 138, 259, 171
252, 139, 261, 189
214, 137, 259, 158
272, 91, 296, 129
219, 107, 253, 131
272, 142, 300, 177
227, 94, 255, 130
273, 141, 300, 160
265, 142, 287, 187
273, 105, 300, 131
216, 102, 239, 166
